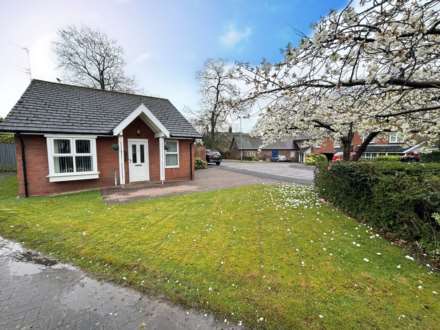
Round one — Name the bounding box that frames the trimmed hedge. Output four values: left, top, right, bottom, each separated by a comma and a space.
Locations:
315, 161, 440, 260
374, 155, 401, 162
421, 151, 440, 163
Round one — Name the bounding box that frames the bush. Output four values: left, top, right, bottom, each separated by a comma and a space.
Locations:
0, 134, 14, 144
315, 161, 440, 261
195, 158, 208, 170
374, 155, 401, 162
421, 151, 440, 163
305, 154, 327, 166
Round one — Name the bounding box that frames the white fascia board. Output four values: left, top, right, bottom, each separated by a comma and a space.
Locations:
113, 103, 170, 137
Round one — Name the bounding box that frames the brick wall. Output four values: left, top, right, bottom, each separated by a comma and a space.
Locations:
122, 118, 194, 182
15, 118, 195, 196
16, 134, 118, 197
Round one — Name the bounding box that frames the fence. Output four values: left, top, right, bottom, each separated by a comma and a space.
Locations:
0, 143, 16, 171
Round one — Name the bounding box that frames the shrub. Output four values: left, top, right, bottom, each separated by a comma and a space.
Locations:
0, 133, 14, 144
315, 161, 440, 261
421, 151, 440, 163
374, 155, 401, 162
195, 158, 208, 170
305, 153, 327, 166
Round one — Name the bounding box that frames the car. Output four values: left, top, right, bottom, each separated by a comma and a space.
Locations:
332, 151, 356, 162
276, 154, 288, 162
401, 152, 420, 162
206, 149, 222, 165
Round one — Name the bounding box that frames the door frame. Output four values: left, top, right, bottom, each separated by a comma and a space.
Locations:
127, 138, 149, 182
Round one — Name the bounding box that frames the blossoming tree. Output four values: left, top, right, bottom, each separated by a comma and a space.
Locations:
238, 0, 440, 160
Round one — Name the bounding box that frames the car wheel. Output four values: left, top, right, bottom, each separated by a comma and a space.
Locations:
216, 162, 221, 166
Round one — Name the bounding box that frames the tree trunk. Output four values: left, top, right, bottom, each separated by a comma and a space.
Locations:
340, 123, 354, 161
352, 131, 380, 161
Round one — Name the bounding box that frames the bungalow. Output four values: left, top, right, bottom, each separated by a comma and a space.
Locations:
0, 80, 201, 196
228, 133, 310, 162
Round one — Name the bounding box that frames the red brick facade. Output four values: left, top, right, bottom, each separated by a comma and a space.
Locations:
15, 117, 195, 197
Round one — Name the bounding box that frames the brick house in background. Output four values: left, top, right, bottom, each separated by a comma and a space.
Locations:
0, 80, 201, 197
311, 132, 425, 160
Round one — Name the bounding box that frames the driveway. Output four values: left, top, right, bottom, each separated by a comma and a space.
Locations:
103, 167, 280, 203
221, 160, 314, 185
0, 237, 239, 330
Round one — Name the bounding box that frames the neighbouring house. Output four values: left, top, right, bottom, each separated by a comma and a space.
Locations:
229, 133, 262, 160
228, 133, 310, 162
0, 80, 201, 197
311, 132, 427, 159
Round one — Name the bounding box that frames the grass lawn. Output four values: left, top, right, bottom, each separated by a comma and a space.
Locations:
0, 175, 439, 329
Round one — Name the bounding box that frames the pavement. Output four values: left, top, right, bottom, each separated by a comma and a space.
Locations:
103, 166, 280, 203
0, 237, 239, 330
103, 162, 314, 203
221, 160, 314, 185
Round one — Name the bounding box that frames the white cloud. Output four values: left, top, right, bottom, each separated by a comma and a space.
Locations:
219, 23, 252, 48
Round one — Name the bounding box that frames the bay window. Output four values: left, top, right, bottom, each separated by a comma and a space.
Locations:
165, 140, 179, 168
46, 135, 98, 182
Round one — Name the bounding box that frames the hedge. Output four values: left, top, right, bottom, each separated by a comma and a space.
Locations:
315, 161, 440, 261
421, 151, 440, 163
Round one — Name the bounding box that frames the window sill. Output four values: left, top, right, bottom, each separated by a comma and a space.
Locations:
48, 172, 100, 182
165, 165, 180, 169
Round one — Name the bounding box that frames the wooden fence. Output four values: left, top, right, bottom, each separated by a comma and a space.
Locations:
0, 143, 16, 171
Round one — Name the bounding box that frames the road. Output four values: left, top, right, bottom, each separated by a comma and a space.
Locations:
221, 160, 314, 185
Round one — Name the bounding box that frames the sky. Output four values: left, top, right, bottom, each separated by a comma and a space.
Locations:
0, 0, 347, 132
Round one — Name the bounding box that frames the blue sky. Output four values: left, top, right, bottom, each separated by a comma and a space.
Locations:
0, 0, 346, 132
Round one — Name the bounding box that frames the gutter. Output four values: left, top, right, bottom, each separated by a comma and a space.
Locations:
17, 133, 29, 197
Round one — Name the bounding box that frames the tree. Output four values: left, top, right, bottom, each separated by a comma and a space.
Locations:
197, 59, 243, 142
238, 0, 440, 160
54, 25, 137, 92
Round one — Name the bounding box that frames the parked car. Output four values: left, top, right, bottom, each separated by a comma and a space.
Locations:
401, 152, 420, 162
206, 149, 222, 165
276, 155, 288, 162
332, 151, 356, 162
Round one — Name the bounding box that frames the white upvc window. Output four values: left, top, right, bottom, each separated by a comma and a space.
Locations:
45, 135, 99, 182
389, 132, 401, 143
164, 140, 179, 168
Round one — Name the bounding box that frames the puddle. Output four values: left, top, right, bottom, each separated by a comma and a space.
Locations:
0, 236, 242, 329
0, 237, 62, 276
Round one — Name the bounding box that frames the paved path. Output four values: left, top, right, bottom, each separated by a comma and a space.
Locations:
221, 161, 314, 185
103, 167, 279, 203
0, 237, 239, 330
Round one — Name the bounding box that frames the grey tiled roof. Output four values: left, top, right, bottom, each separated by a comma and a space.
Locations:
0, 80, 201, 138
232, 134, 263, 150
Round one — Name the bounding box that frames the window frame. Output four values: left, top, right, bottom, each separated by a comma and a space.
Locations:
389, 132, 401, 143
164, 139, 179, 168
45, 135, 99, 182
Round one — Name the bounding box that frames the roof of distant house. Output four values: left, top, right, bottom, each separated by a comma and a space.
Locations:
0, 79, 201, 138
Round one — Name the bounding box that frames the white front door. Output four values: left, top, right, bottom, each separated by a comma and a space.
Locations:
128, 139, 149, 182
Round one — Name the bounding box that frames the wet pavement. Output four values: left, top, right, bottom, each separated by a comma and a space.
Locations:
0, 237, 239, 330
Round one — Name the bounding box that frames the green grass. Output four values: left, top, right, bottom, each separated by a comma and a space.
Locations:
0, 176, 439, 329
